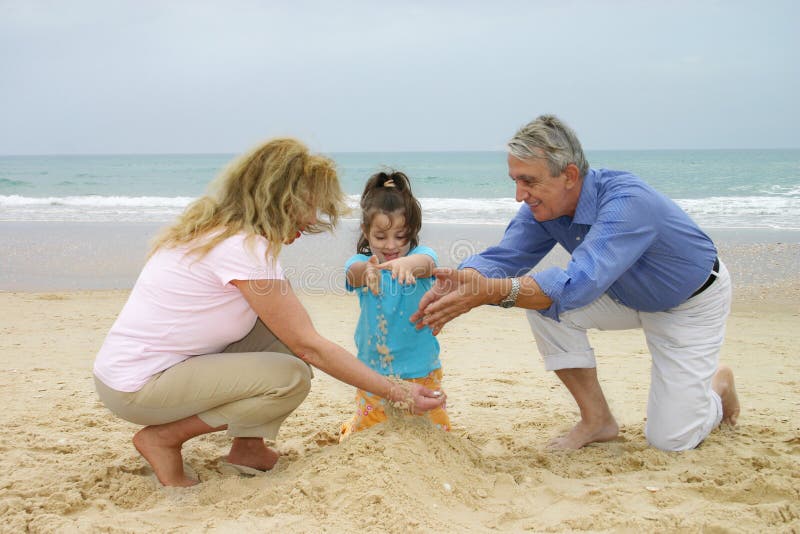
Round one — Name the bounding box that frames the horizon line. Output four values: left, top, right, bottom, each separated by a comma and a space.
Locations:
2, 146, 799, 158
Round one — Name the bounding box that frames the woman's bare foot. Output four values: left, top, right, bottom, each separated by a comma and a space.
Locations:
225, 437, 280, 472
548, 416, 619, 450
712, 365, 740, 425
133, 426, 198, 487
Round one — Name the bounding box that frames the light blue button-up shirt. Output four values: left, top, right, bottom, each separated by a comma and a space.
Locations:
460, 168, 717, 320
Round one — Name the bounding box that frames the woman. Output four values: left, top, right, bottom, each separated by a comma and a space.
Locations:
93, 138, 445, 487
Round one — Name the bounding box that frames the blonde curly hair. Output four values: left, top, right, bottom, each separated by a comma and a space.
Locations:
150, 137, 347, 260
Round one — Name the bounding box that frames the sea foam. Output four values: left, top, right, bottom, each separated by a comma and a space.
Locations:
2, 194, 799, 229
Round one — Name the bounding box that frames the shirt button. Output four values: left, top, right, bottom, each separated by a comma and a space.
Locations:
576, 236, 581, 241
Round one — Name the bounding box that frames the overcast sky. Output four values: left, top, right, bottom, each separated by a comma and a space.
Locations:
1, 0, 798, 154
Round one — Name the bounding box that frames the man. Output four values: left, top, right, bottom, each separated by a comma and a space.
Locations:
410, 114, 739, 451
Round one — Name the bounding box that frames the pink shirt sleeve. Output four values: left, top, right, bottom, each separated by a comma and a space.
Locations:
206, 233, 284, 285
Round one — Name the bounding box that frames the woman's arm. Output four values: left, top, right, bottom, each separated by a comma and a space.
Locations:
232, 278, 445, 412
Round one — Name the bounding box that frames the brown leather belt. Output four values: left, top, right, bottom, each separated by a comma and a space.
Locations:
690, 257, 719, 298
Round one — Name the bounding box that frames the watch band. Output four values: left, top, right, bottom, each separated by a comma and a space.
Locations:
499, 277, 521, 308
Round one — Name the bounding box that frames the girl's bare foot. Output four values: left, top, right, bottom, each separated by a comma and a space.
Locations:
712, 365, 740, 425
133, 426, 198, 487
225, 437, 280, 472
547, 416, 619, 450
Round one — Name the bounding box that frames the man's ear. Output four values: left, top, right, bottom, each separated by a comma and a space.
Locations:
564, 163, 581, 189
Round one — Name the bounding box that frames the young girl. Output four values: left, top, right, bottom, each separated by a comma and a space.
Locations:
341, 170, 450, 438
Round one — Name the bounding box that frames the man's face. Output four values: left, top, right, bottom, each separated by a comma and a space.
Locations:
508, 154, 578, 222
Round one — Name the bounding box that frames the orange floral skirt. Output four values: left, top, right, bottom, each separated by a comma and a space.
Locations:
340, 368, 450, 440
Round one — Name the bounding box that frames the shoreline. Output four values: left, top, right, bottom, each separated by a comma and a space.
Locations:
1, 220, 799, 297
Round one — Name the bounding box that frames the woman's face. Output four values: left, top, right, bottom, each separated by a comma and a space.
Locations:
365, 211, 410, 262
285, 200, 319, 245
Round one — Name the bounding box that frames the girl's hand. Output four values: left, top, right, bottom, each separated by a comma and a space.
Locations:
365, 255, 381, 295
377, 256, 417, 285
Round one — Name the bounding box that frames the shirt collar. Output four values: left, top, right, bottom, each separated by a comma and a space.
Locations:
572, 168, 598, 225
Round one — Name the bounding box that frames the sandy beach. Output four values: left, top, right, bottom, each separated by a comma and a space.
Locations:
1, 224, 799, 532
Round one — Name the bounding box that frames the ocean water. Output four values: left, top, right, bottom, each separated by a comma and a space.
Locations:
1, 150, 798, 229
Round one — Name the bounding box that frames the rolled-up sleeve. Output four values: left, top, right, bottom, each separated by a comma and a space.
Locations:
460, 205, 556, 278
535, 187, 658, 320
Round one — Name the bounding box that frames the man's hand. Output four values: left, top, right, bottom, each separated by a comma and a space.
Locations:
409, 268, 488, 335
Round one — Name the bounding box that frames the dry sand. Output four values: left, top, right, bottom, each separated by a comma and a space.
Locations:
1, 286, 798, 533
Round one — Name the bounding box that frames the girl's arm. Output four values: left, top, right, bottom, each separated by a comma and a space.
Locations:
345, 256, 378, 287
378, 253, 436, 285
232, 278, 445, 412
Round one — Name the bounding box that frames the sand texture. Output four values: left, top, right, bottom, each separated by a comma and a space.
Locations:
0, 289, 799, 533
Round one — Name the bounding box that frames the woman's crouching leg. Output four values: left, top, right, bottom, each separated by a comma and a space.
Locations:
94, 351, 311, 485
198, 352, 312, 440
97, 352, 312, 439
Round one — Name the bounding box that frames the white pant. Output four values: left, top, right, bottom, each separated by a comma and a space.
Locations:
526, 261, 732, 451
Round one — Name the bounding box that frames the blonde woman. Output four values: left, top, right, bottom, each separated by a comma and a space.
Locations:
93, 138, 446, 487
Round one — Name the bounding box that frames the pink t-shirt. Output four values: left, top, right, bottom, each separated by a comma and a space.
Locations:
93, 232, 283, 392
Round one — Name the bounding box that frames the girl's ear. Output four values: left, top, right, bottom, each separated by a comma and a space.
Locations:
360, 224, 366, 235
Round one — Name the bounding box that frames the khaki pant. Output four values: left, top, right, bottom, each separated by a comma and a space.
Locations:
95, 320, 312, 441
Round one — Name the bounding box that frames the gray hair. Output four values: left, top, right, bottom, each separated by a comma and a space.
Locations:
508, 114, 589, 178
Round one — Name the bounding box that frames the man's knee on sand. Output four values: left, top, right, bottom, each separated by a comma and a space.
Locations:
645, 418, 709, 452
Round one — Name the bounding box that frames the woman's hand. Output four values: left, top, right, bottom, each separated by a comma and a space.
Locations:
387, 382, 446, 414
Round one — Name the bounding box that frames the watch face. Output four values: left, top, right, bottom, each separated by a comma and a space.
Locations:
499, 278, 520, 308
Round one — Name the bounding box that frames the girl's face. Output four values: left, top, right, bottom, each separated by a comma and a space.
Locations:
364, 211, 411, 262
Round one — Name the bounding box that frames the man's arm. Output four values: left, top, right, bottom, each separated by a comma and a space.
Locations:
459, 205, 556, 278
410, 268, 553, 335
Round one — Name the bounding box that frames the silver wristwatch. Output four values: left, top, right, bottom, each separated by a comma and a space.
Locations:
498, 277, 521, 308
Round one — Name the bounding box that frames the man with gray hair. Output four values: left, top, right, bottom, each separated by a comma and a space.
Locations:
410, 114, 739, 451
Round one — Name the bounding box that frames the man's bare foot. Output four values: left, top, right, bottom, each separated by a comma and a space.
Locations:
712, 365, 740, 425
225, 437, 280, 472
133, 426, 198, 487
547, 417, 619, 450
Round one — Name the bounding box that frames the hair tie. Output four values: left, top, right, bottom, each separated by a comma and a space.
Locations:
383, 179, 396, 188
